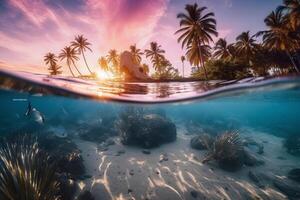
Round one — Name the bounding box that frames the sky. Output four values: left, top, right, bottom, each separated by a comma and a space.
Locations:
0, 0, 282, 75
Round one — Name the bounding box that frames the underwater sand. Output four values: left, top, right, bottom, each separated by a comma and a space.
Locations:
73, 124, 299, 200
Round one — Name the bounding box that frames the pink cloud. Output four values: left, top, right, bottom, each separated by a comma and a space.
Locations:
0, 0, 169, 74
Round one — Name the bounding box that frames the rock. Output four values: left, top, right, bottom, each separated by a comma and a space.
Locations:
129, 169, 134, 176
104, 138, 115, 146
119, 51, 150, 80
190, 134, 214, 150
98, 145, 108, 152
119, 113, 176, 148
159, 154, 169, 163
243, 149, 264, 166
248, 171, 265, 188
142, 149, 151, 154
77, 190, 95, 200
273, 178, 300, 198
190, 190, 198, 198
288, 168, 300, 183
57, 173, 78, 200
242, 137, 264, 154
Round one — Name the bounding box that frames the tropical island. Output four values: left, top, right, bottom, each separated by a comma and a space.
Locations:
44, 1, 300, 82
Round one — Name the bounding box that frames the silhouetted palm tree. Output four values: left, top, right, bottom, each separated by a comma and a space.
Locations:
59, 46, 81, 77
257, 9, 299, 73
186, 42, 212, 71
180, 55, 185, 77
98, 57, 109, 71
71, 35, 93, 74
145, 42, 165, 74
130, 44, 143, 64
278, 0, 300, 30
235, 31, 258, 66
176, 3, 218, 80
214, 38, 233, 59
107, 49, 119, 72
44, 53, 62, 75
142, 63, 149, 74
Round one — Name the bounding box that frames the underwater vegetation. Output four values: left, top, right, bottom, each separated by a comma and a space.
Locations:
190, 134, 214, 150
202, 131, 245, 171
0, 135, 60, 200
117, 107, 176, 148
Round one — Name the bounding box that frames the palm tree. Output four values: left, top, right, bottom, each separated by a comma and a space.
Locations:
71, 35, 93, 74
278, 0, 300, 30
107, 49, 119, 73
59, 46, 82, 77
130, 44, 143, 64
98, 57, 109, 71
256, 9, 299, 73
235, 31, 258, 66
176, 3, 218, 80
214, 38, 233, 60
145, 42, 165, 74
142, 63, 149, 74
44, 53, 62, 75
180, 55, 185, 77
186, 42, 212, 72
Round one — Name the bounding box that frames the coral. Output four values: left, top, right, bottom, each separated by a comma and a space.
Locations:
202, 131, 244, 171
190, 134, 214, 150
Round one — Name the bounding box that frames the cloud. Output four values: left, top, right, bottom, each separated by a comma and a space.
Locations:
0, 0, 169, 73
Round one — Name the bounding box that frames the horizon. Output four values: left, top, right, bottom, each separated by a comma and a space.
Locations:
0, 0, 281, 75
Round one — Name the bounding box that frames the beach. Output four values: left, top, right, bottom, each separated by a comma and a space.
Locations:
74, 124, 299, 200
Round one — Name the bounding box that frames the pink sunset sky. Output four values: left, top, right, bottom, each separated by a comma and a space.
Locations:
0, 0, 281, 76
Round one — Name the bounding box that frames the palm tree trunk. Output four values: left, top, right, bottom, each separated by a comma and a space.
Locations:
286, 50, 300, 74
72, 60, 83, 76
67, 63, 75, 77
182, 62, 184, 77
81, 50, 93, 74
197, 39, 208, 81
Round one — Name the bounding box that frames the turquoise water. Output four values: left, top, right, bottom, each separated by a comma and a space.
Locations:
1, 70, 300, 200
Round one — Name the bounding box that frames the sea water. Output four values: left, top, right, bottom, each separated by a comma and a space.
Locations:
0, 70, 300, 200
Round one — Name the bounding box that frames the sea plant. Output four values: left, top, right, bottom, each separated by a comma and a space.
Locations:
202, 131, 244, 171
0, 135, 60, 200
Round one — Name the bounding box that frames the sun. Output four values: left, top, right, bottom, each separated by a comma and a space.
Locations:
95, 70, 114, 80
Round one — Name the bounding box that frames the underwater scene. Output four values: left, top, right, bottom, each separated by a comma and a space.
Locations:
1, 0, 300, 199
0, 73, 300, 200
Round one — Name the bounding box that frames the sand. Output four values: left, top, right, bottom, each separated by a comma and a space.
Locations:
74, 124, 300, 200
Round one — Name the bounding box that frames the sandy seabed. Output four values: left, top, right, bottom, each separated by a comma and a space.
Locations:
74, 124, 300, 200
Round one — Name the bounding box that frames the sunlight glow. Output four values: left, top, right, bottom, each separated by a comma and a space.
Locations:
96, 70, 114, 80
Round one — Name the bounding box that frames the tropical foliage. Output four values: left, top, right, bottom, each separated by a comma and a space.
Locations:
44, 53, 62, 75
0, 135, 59, 200
71, 35, 93, 74
176, 3, 218, 80
59, 46, 81, 77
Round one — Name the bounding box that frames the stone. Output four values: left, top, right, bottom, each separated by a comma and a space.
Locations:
159, 153, 169, 163
119, 51, 150, 80
77, 190, 95, 200
142, 149, 151, 154
190, 190, 198, 198
120, 114, 176, 148
243, 149, 265, 166
273, 178, 300, 198
248, 171, 265, 188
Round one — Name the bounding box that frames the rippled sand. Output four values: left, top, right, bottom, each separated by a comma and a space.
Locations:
74, 125, 299, 200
